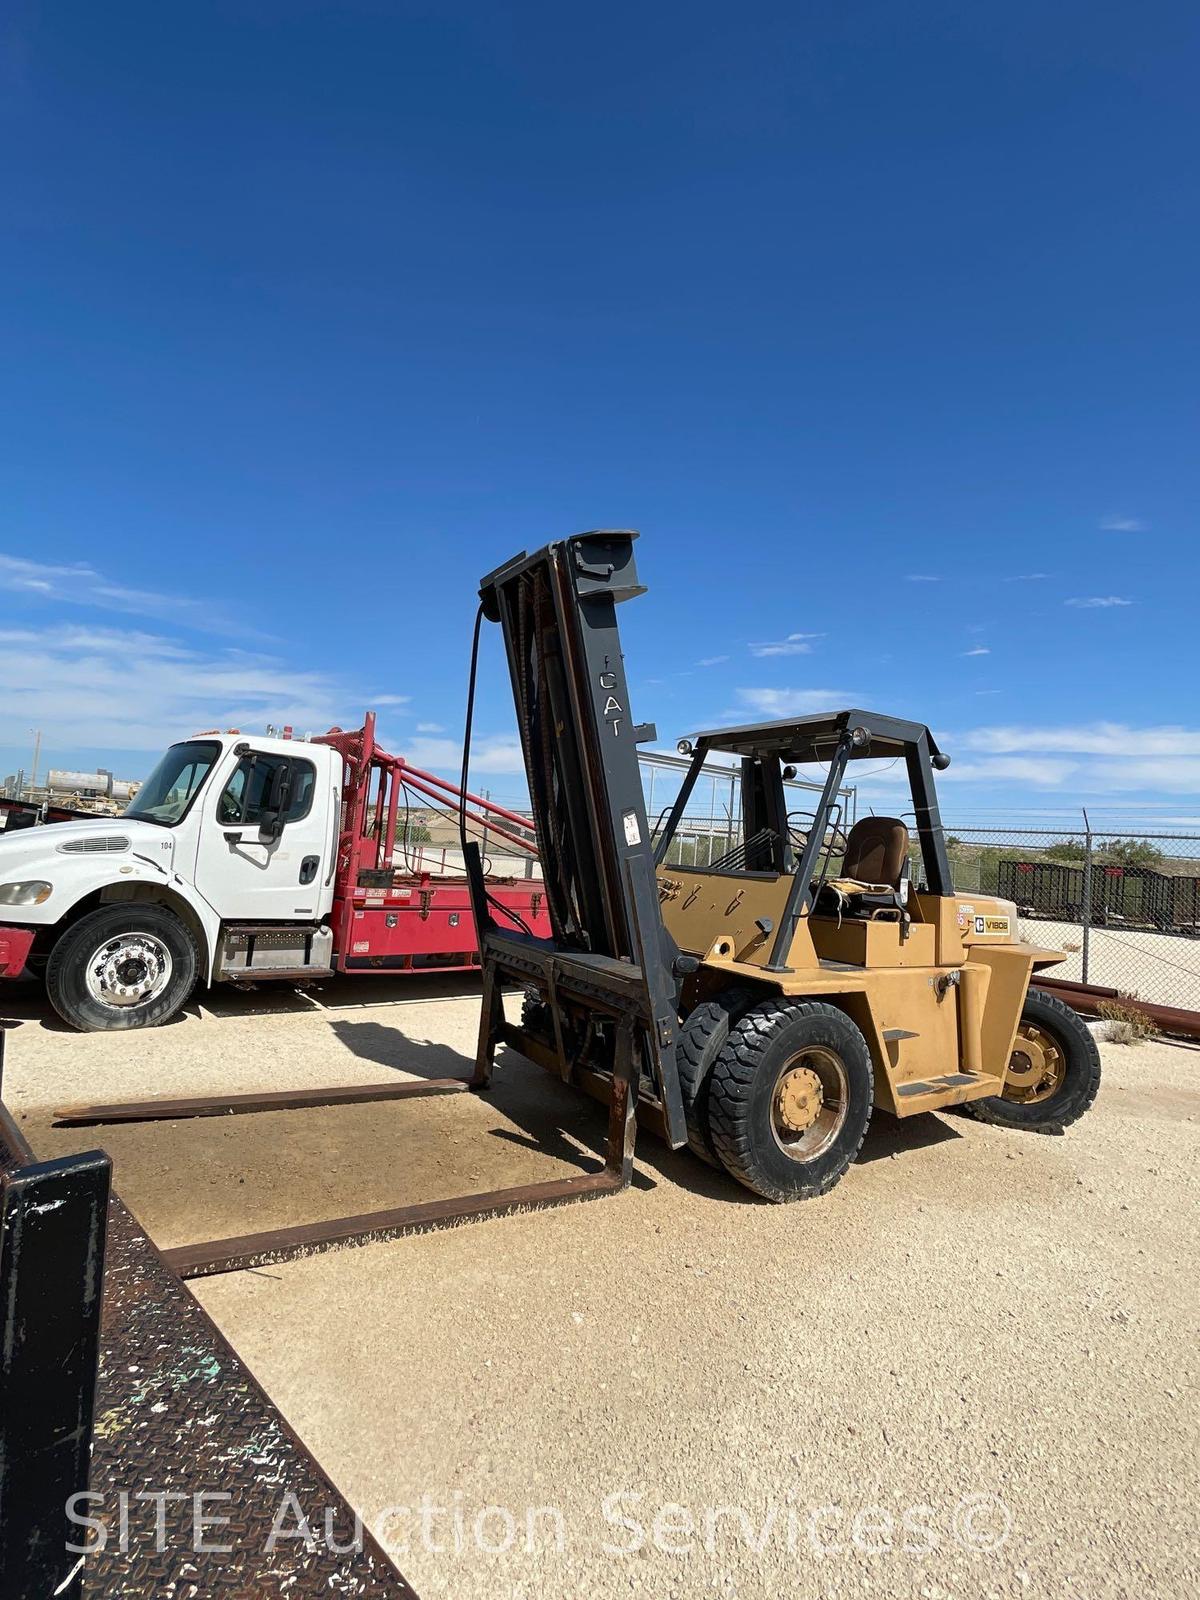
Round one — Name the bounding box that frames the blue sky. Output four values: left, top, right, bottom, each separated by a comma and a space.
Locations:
2, 1, 1197, 828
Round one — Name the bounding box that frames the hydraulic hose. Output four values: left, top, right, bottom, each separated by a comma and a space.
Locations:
460, 601, 533, 937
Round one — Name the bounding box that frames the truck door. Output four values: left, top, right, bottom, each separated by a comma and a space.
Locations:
192, 747, 334, 922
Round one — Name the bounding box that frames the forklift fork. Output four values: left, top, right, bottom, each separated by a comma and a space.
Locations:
56, 1010, 638, 1281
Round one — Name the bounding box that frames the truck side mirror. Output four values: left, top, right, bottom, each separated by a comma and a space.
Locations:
261, 762, 294, 839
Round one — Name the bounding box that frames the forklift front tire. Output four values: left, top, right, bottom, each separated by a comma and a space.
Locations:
520, 990, 553, 1039
46, 904, 199, 1032
675, 989, 756, 1168
706, 999, 873, 1202
963, 988, 1101, 1134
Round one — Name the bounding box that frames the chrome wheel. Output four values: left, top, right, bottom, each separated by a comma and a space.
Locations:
770, 1045, 849, 1161
85, 933, 173, 1010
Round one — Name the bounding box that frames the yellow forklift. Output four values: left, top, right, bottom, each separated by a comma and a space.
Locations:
469, 530, 1101, 1202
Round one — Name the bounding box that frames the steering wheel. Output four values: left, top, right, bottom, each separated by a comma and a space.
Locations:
787, 812, 849, 859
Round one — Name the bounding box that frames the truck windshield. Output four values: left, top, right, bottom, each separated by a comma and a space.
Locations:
124, 741, 222, 826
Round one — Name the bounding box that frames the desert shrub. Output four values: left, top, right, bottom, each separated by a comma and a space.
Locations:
1097, 998, 1157, 1044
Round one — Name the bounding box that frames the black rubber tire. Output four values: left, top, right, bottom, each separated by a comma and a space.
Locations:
520, 991, 553, 1039
519, 990, 589, 1071
706, 999, 874, 1201
675, 988, 756, 1168
962, 988, 1101, 1134
46, 904, 199, 1032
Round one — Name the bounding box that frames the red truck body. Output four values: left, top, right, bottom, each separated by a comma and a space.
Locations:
313, 715, 549, 974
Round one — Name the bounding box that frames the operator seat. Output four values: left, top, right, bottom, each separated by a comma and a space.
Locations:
817, 816, 911, 925
841, 817, 909, 890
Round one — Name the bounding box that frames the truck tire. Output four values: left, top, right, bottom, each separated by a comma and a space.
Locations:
46, 905, 199, 1032
962, 988, 1101, 1134
676, 988, 756, 1168
706, 999, 873, 1202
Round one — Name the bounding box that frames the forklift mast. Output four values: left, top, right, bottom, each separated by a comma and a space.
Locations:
468, 530, 688, 1148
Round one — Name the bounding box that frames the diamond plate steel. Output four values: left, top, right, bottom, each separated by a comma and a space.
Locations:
82, 1198, 416, 1599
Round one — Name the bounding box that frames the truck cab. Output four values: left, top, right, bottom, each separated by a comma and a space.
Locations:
0, 717, 551, 1031
0, 731, 343, 1030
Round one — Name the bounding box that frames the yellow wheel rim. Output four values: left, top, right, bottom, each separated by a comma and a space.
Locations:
1004, 1022, 1066, 1104
770, 1047, 848, 1161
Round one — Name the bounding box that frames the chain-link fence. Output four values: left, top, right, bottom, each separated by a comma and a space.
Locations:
946, 827, 1200, 1012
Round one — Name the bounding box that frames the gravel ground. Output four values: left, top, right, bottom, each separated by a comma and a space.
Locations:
3, 974, 1198, 1600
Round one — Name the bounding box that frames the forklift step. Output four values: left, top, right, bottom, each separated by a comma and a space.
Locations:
891, 1070, 1004, 1116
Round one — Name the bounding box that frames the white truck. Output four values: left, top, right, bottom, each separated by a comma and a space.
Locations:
0, 717, 547, 1030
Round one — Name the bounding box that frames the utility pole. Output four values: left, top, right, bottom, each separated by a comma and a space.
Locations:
29, 730, 42, 793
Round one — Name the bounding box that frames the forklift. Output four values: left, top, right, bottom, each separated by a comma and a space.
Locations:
468, 529, 1101, 1202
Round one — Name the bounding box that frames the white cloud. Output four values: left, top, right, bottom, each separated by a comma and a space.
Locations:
416, 721, 445, 734
0, 552, 252, 635
940, 756, 1076, 787
696, 655, 729, 667
961, 647, 990, 657
735, 688, 859, 719
905, 574, 941, 582
1002, 572, 1049, 582
0, 624, 194, 658
1099, 515, 1148, 533
1065, 596, 1132, 608
749, 633, 825, 658
372, 694, 411, 707
0, 623, 514, 774
0, 623, 345, 755
853, 754, 1079, 796
1087, 758, 1200, 793
963, 723, 1200, 757
405, 734, 524, 775
0, 556, 95, 594
931, 722, 1200, 798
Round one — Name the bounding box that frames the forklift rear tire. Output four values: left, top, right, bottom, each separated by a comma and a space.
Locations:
676, 989, 756, 1168
46, 904, 198, 1032
963, 988, 1101, 1134
706, 999, 873, 1202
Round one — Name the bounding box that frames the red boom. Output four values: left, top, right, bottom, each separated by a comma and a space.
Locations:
312, 714, 548, 974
